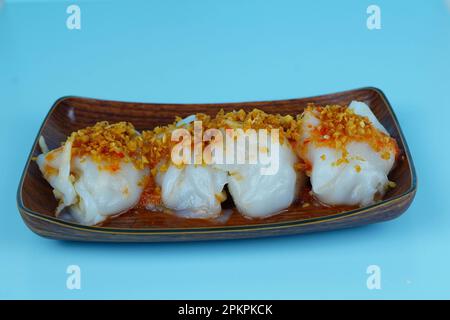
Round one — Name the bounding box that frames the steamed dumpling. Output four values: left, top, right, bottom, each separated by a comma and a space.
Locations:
155, 164, 228, 218
224, 140, 302, 218
36, 122, 149, 225
212, 127, 303, 218
37, 144, 148, 225
300, 101, 397, 206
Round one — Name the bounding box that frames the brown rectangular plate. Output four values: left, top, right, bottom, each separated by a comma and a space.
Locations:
17, 87, 417, 242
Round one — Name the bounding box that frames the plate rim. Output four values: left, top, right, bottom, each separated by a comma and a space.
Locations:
16, 87, 418, 235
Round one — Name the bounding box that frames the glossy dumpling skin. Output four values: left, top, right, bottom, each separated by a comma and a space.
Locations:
301, 101, 397, 206
36, 141, 148, 226
216, 139, 303, 218
155, 164, 228, 219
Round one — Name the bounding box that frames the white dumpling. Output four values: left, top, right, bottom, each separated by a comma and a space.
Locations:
301, 101, 396, 206
155, 164, 228, 218
218, 139, 302, 218
37, 140, 148, 225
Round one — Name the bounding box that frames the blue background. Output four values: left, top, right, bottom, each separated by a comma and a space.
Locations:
1, 0, 449, 299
